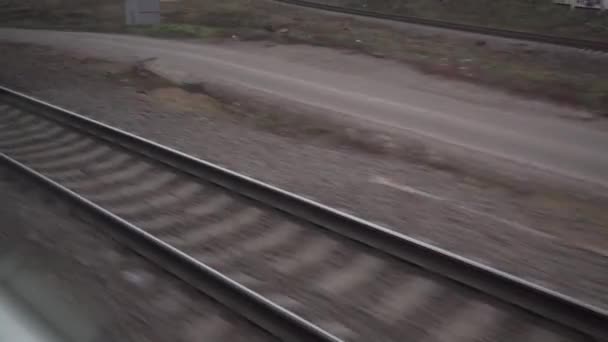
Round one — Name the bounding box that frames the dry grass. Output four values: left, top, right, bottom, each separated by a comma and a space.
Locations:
323, 0, 608, 41
0, 0, 124, 30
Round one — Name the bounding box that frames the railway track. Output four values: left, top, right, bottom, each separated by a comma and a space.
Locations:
0, 85, 606, 341
272, 0, 608, 52
0, 199, 283, 342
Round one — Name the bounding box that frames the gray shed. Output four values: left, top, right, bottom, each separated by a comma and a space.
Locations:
125, 0, 161, 25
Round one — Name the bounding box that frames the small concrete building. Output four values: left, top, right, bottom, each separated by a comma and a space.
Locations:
125, 0, 160, 25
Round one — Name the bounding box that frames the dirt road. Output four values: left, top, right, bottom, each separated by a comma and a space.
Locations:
0, 28, 606, 187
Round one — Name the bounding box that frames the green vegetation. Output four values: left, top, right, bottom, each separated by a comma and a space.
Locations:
324, 0, 608, 40
127, 24, 227, 39
0, 0, 123, 30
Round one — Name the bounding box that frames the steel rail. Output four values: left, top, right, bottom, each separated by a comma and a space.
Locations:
1, 85, 607, 341
273, 0, 608, 52
0, 93, 342, 342
0, 157, 342, 342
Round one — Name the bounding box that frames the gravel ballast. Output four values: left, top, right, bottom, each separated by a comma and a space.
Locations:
0, 40, 607, 313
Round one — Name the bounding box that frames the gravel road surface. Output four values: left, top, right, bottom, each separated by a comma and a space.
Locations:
1, 28, 606, 187
0, 39, 606, 313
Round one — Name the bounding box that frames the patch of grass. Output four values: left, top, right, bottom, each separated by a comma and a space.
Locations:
127, 23, 227, 39
0, 0, 124, 31
327, 0, 608, 41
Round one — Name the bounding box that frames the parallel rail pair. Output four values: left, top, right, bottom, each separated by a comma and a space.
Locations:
0, 85, 606, 341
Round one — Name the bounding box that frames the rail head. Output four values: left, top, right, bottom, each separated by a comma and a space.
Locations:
1, 85, 607, 341
0, 154, 342, 342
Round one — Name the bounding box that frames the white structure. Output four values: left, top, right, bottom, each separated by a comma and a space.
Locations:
553, 0, 607, 10
125, 0, 161, 25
